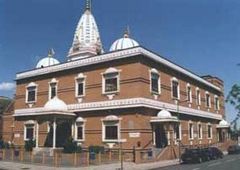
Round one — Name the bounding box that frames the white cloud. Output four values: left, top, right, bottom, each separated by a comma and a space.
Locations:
0, 82, 15, 91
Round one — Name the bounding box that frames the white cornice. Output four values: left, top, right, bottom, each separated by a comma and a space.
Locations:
14, 98, 222, 120
16, 47, 221, 92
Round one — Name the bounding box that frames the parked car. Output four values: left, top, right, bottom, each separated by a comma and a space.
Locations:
181, 148, 210, 163
207, 147, 223, 160
228, 145, 240, 154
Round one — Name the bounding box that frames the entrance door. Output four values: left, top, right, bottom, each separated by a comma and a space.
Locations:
155, 124, 168, 148
44, 121, 72, 148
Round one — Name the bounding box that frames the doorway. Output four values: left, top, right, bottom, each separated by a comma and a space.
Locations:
155, 124, 168, 148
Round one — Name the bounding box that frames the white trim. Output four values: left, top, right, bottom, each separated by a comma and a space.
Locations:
102, 68, 120, 95
171, 77, 180, 100
196, 87, 201, 107
186, 83, 192, 103
25, 82, 38, 104
48, 78, 58, 100
149, 68, 161, 95
102, 117, 121, 143
24, 122, 35, 141
188, 121, 194, 140
75, 73, 86, 98
16, 47, 221, 92
207, 123, 213, 139
214, 95, 220, 111
14, 97, 223, 120
205, 91, 211, 108
74, 120, 86, 142
197, 122, 203, 139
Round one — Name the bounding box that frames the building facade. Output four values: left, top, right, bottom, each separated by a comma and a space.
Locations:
4, 0, 230, 159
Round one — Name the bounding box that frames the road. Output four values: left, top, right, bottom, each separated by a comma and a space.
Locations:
151, 154, 240, 170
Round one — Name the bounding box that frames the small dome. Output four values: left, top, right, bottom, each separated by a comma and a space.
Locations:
76, 117, 85, 122
157, 109, 172, 118
109, 32, 139, 52
36, 57, 60, 68
219, 119, 229, 126
44, 97, 68, 111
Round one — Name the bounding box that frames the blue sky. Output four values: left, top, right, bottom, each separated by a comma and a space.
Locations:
0, 0, 239, 122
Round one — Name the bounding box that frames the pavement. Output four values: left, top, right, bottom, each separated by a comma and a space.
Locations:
0, 159, 179, 170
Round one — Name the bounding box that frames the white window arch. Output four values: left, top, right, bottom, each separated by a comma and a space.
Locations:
48, 78, 58, 100
24, 120, 35, 141
171, 77, 180, 99
75, 73, 86, 98
102, 67, 121, 94
186, 83, 192, 103
74, 117, 86, 142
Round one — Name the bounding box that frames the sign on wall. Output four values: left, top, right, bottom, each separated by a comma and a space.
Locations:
129, 132, 140, 138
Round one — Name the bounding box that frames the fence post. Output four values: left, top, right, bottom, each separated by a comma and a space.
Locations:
119, 148, 121, 161
74, 152, 77, 166
98, 152, 101, 164
86, 152, 89, 166
109, 149, 112, 161
11, 149, 14, 161
54, 152, 58, 167
20, 149, 24, 162
31, 151, 34, 163
42, 152, 45, 164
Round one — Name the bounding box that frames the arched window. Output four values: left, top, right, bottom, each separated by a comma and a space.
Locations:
171, 77, 180, 99
102, 68, 120, 94
26, 82, 37, 103
150, 68, 160, 94
102, 115, 121, 142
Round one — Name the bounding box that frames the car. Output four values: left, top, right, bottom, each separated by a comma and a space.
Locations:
228, 145, 240, 154
207, 147, 223, 160
181, 148, 210, 163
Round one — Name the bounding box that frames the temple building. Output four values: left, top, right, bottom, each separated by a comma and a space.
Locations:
2, 0, 231, 159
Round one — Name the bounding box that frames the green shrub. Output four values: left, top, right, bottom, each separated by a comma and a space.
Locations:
24, 139, 36, 151
0, 140, 10, 149
88, 145, 104, 154
63, 137, 82, 153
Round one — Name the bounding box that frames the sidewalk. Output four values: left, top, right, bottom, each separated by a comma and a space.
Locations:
0, 159, 179, 170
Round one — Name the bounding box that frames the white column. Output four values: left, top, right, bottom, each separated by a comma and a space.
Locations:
71, 121, 75, 139
53, 117, 57, 149
35, 121, 39, 148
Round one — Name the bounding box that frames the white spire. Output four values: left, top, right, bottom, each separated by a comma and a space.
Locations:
68, 0, 103, 61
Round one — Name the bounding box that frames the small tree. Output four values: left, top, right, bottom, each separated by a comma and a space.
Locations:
24, 139, 36, 151
63, 137, 81, 153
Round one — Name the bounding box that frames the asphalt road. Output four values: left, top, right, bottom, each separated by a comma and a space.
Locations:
151, 154, 240, 170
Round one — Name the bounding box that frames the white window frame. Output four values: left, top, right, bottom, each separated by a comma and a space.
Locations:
175, 123, 182, 141
196, 87, 201, 106
74, 120, 86, 142
207, 123, 213, 139
197, 122, 203, 139
205, 91, 211, 108
188, 121, 194, 140
102, 68, 121, 95
149, 68, 161, 95
171, 77, 180, 100
25, 82, 38, 104
214, 95, 220, 111
48, 78, 58, 100
102, 116, 121, 142
75, 73, 86, 98
186, 83, 192, 103
24, 121, 35, 141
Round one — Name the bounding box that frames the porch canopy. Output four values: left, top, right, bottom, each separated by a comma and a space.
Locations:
13, 97, 76, 149
150, 109, 179, 123
216, 119, 230, 129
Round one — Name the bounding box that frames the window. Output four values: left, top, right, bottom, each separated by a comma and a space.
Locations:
186, 84, 192, 102
175, 124, 182, 140
214, 96, 220, 111
102, 115, 121, 142
26, 82, 37, 103
24, 121, 35, 141
49, 78, 58, 100
198, 123, 202, 139
206, 92, 211, 108
189, 122, 194, 139
105, 126, 118, 140
207, 124, 212, 139
75, 73, 86, 97
196, 88, 201, 106
74, 117, 85, 141
150, 69, 160, 94
172, 78, 179, 99
77, 126, 83, 140
102, 68, 120, 94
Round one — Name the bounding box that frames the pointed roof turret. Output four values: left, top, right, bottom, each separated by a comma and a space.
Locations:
68, 0, 103, 61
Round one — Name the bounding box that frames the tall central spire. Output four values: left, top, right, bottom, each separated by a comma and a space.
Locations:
68, 0, 103, 61
86, 0, 91, 11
